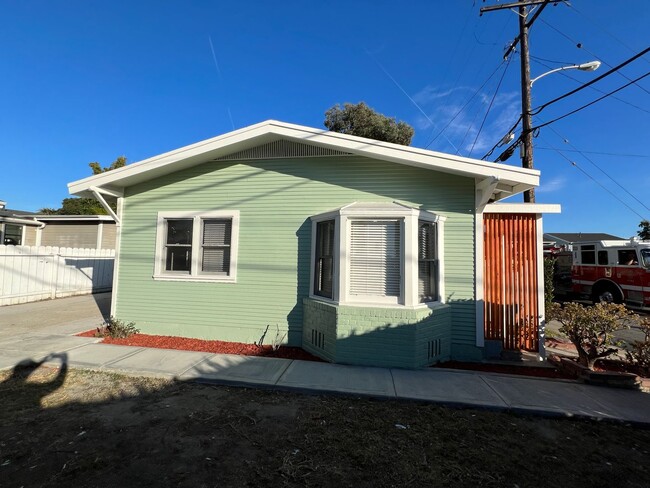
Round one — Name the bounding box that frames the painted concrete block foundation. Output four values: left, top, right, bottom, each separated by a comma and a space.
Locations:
303, 298, 452, 368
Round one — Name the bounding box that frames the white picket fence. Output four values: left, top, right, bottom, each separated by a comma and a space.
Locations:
0, 246, 115, 306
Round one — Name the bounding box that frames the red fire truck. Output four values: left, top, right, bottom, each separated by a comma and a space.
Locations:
562, 239, 650, 310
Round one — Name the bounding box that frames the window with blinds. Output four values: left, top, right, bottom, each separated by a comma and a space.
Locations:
314, 220, 335, 298
349, 220, 401, 298
155, 211, 239, 282
201, 219, 232, 274
418, 220, 438, 302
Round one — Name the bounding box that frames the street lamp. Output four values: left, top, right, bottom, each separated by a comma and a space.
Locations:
530, 60, 602, 86
520, 59, 601, 203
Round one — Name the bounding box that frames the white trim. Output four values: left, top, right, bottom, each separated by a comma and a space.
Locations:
484, 203, 561, 214
29, 215, 115, 222
308, 203, 445, 308
90, 187, 120, 224
68, 120, 539, 201
110, 197, 124, 317
152, 210, 240, 283
536, 215, 546, 360
475, 210, 484, 347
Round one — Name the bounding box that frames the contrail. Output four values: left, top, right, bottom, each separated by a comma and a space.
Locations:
208, 35, 234, 130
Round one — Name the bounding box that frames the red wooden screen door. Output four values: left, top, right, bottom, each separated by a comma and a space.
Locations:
483, 213, 539, 351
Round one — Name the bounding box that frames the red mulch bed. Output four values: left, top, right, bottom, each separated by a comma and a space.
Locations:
433, 360, 572, 379
76, 330, 323, 362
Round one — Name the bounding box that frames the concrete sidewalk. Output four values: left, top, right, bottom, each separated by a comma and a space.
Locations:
1, 293, 650, 425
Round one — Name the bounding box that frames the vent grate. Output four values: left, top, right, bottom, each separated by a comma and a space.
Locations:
311, 329, 325, 349
214, 140, 352, 161
428, 339, 441, 359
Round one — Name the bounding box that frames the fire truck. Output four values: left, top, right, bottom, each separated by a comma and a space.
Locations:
553, 239, 650, 310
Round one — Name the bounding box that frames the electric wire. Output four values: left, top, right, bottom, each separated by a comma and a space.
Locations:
425, 60, 506, 149
543, 122, 650, 212
531, 71, 650, 131
365, 50, 461, 154
531, 59, 650, 115
566, 3, 650, 63
530, 47, 650, 116
469, 54, 513, 157
481, 115, 522, 160
536, 147, 650, 158
540, 18, 650, 96
540, 134, 648, 220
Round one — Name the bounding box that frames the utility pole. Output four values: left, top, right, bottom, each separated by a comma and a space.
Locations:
518, 3, 535, 202
480, 0, 561, 203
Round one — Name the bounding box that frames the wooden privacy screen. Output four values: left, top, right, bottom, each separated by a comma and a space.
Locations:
483, 214, 539, 351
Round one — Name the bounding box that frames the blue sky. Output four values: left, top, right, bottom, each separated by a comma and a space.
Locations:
1, 1, 648, 237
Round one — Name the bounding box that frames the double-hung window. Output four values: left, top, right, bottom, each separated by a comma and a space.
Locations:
154, 211, 239, 282
310, 203, 445, 307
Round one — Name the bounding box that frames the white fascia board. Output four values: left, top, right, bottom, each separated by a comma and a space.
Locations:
28, 215, 115, 221
483, 203, 562, 214
67, 120, 540, 196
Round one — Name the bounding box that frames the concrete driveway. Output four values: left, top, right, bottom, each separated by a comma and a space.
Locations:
0, 292, 110, 340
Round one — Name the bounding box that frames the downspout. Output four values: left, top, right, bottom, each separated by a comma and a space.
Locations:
89, 186, 121, 224
474, 176, 499, 349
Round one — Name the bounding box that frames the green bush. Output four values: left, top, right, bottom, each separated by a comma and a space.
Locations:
96, 316, 139, 339
625, 316, 650, 374
547, 301, 635, 369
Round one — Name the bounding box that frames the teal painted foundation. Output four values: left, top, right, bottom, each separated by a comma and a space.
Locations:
303, 298, 452, 368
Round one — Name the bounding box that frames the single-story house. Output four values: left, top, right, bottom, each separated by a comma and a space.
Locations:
0, 201, 116, 249
544, 232, 624, 252
68, 120, 560, 368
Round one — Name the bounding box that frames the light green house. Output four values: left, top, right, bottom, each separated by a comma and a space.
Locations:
68, 121, 558, 368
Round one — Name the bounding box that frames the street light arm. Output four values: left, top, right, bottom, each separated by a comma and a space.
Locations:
530, 61, 601, 86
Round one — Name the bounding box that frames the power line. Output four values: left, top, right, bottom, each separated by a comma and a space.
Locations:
540, 18, 650, 96
536, 147, 650, 158
543, 123, 650, 213
530, 47, 650, 116
540, 134, 648, 221
531, 71, 650, 131
425, 60, 506, 149
531, 58, 650, 115
365, 50, 461, 154
469, 54, 513, 156
481, 115, 522, 160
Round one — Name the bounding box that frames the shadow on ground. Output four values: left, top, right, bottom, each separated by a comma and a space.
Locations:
1, 358, 649, 488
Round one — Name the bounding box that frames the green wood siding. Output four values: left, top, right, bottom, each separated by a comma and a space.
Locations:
115, 156, 476, 352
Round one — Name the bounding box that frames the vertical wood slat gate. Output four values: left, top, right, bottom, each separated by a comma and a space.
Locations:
483, 213, 539, 351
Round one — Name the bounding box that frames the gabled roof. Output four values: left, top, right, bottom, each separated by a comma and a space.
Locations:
68, 120, 540, 201
544, 232, 625, 243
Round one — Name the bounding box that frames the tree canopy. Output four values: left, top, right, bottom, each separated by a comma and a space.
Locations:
638, 220, 650, 240
39, 156, 126, 215
324, 102, 414, 146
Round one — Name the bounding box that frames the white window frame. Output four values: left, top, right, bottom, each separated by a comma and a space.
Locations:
153, 210, 240, 283
309, 203, 445, 308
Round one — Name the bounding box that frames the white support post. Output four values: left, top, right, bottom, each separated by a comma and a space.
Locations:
536, 214, 546, 361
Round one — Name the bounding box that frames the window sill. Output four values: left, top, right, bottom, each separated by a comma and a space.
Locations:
152, 274, 237, 283
308, 295, 447, 310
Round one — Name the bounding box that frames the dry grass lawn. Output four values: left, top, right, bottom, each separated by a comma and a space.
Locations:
1, 363, 649, 487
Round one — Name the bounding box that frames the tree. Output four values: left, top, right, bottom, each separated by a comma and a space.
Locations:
89, 156, 126, 175
547, 301, 635, 369
638, 220, 650, 240
324, 102, 414, 146
39, 156, 126, 215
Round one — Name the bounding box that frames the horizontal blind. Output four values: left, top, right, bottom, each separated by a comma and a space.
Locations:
418, 221, 438, 302
202, 219, 231, 273
349, 220, 400, 297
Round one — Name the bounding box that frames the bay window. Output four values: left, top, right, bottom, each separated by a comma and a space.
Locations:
310, 203, 444, 307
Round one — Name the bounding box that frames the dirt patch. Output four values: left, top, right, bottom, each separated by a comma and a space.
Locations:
76, 330, 323, 362
1, 366, 649, 488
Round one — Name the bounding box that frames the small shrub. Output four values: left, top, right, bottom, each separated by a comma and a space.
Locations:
96, 316, 139, 339
256, 324, 287, 352
625, 316, 650, 374
547, 301, 635, 369
543, 257, 556, 311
